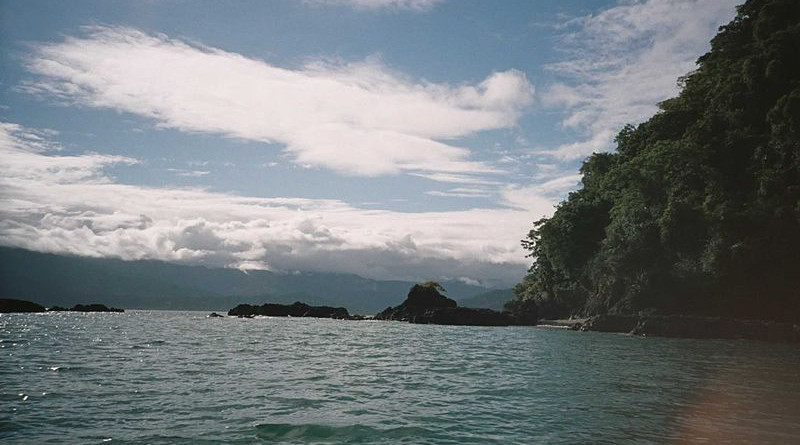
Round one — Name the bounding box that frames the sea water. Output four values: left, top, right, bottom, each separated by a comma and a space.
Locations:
2, 310, 799, 444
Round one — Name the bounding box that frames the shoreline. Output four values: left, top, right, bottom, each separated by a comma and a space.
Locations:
568, 314, 800, 343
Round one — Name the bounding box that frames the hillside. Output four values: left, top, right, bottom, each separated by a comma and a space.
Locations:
459, 289, 514, 311
511, 0, 800, 321
0, 247, 491, 313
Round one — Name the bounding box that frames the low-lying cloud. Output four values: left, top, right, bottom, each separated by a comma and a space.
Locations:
0, 122, 565, 285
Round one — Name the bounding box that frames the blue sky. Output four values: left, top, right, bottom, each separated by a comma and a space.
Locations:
0, 0, 739, 286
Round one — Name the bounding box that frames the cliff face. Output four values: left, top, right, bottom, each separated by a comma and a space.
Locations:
512, 0, 800, 322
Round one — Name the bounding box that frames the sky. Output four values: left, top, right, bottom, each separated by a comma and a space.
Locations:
0, 0, 740, 287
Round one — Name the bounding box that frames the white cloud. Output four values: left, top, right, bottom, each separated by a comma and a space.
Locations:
303, 0, 445, 11
0, 122, 568, 285
22, 26, 532, 179
501, 174, 581, 211
542, 0, 739, 159
408, 172, 503, 186
425, 187, 493, 199
167, 168, 211, 178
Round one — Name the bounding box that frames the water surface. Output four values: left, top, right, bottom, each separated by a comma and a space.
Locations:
2, 310, 799, 444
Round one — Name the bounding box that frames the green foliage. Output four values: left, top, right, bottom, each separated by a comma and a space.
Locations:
512, 0, 800, 321
420, 281, 447, 294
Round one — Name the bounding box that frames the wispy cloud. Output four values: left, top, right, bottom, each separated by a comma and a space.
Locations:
425, 187, 493, 199
303, 0, 445, 11
542, 0, 739, 159
167, 168, 211, 178
22, 26, 532, 179
0, 122, 568, 285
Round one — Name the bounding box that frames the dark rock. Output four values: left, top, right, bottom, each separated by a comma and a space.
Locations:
503, 298, 539, 325
71, 303, 124, 313
48, 306, 69, 312
375, 284, 457, 322
375, 284, 533, 326
577, 314, 800, 343
0, 298, 46, 313
227, 301, 350, 319
579, 314, 639, 333
403, 284, 457, 309
411, 307, 512, 326
208, 312, 224, 318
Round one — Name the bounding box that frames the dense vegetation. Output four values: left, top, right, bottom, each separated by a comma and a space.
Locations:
511, 0, 800, 321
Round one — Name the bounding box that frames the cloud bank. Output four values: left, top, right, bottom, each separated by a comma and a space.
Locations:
23, 26, 532, 179
543, 0, 739, 159
0, 122, 568, 285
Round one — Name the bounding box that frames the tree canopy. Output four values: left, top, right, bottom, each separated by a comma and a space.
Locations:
510, 0, 800, 321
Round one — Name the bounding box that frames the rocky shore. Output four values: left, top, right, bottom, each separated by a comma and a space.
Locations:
227, 301, 352, 319
375, 284, 537, 326
571, 314, 800, 343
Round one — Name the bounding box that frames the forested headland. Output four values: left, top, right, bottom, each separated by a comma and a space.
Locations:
510, 0, 800, 322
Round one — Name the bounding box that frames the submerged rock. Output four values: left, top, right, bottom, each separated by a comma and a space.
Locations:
0, 298, 46, 313
227, 301, 350, 319
71, 304, 124, 313
208, 312, 225, 318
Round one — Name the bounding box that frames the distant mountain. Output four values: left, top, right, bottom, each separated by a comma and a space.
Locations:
459, 289, 514, 311
0, 247, 493, 313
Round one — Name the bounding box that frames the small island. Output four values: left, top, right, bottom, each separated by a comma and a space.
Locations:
228, 301, 351, 319
1, 299, 124, 313
0, 298, 46, 313
375, 282, 537, 326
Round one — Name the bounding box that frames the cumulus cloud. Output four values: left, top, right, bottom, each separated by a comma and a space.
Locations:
22, 26, 533, 178
542, 0, 739, 159
0, 122, 565, 285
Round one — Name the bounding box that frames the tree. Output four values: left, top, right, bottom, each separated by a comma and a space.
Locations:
510, 0, 800, 321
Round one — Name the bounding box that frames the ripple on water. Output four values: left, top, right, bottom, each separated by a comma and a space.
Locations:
2, 311, 800, 444
254, 423, 433, 443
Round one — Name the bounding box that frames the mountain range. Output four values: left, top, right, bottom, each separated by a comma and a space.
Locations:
0, 247, 512, 314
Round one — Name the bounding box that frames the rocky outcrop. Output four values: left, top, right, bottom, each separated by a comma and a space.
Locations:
71, 304, 124, 313
375, 284, 536, 326
208, 312, 225, 318
375, 284, 457, 322
574, 314, 800, 343
227, 301, 350, 319
0, 298, 46, 313
409, 307, 512, 326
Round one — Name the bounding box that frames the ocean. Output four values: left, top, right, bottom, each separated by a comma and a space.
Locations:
2, 310, 799, 444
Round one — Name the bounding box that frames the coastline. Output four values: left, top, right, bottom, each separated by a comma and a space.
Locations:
566, 314, 800, 343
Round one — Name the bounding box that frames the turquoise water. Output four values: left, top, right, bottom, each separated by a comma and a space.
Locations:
2, 311, 799, 444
